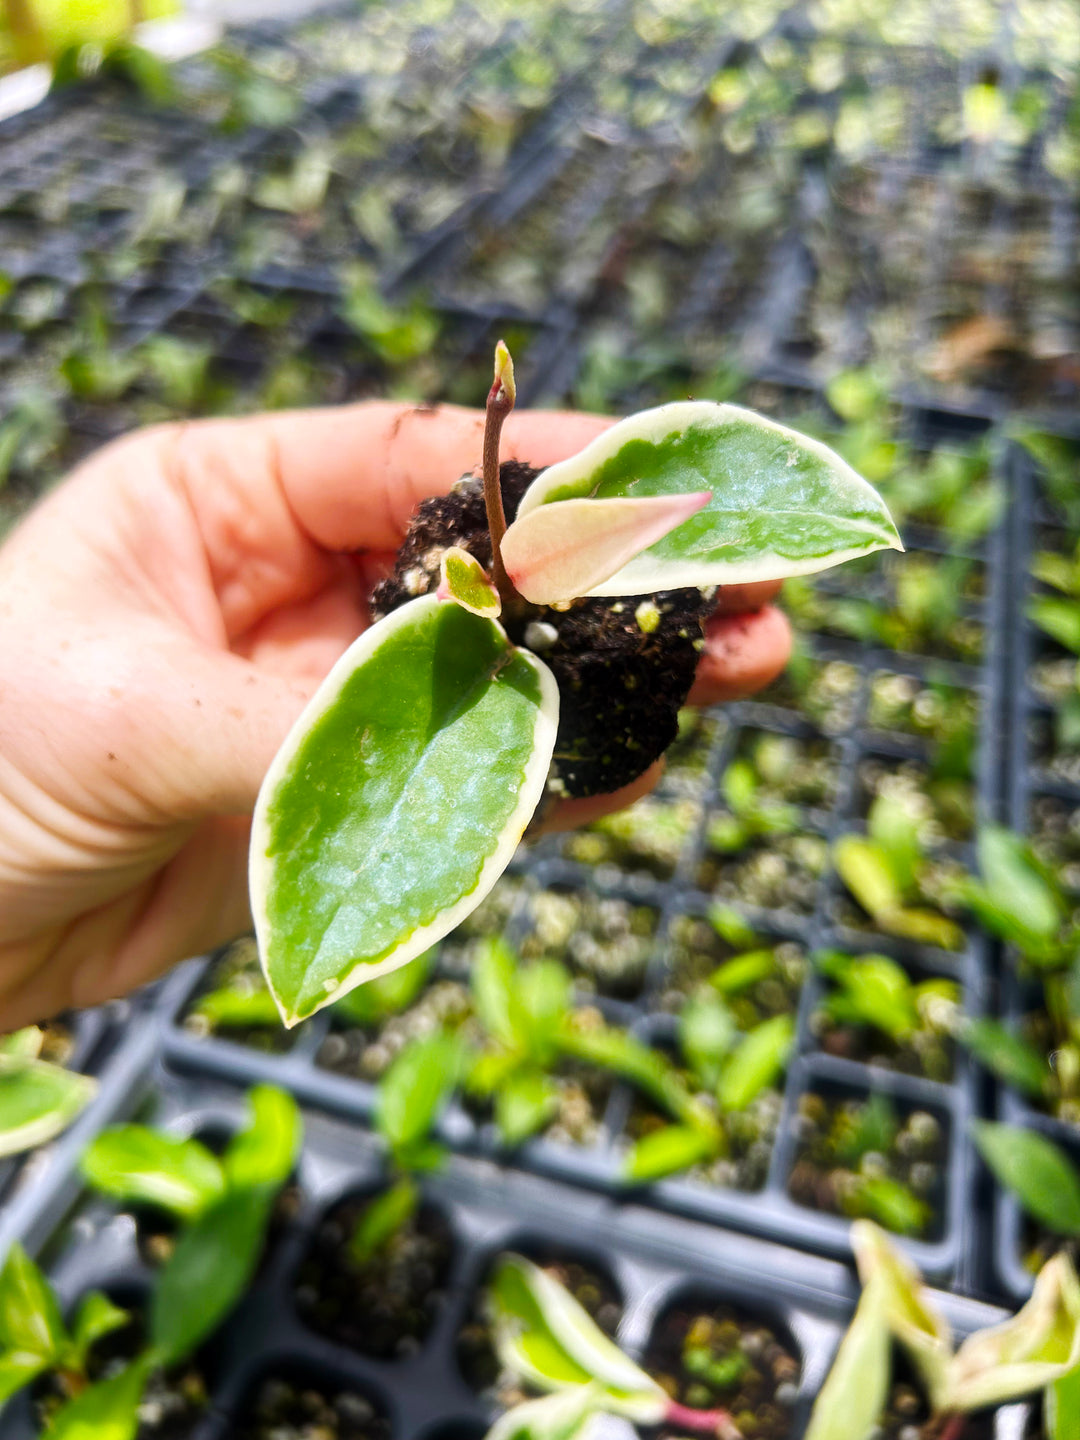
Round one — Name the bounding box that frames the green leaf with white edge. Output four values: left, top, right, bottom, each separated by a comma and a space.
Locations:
496, 1069, 559, 1146
48, 1354, 154, 1440
375, 1030, 462, 1163
222, 1085, 301, 1193
946, 1252, 1080, 1411
962, 1019, 1049, 1099
66, 1291, 129, 1373
0, 1028, 43, 1071
804, 1270, 891, 1440
0, 1244, 65, 1362
975, 827, 1064, 943
513, 401, 902, 596
81, 1127, 225, 1220
347, 1176, 418, 1267
489, 1254, 666, 1420
501, 491, 712, 605
483, 1383, 604, 1440
679, 988, 737, 1090
252, 596, 558, 1025
852, 1221, 951, 1411
717, 1014, 794, 1113
622, 1123, 719, 1183
150, 1187, 270, 1364
0, 1063, 97, 1158
331, 947, 434, 1028
0, 1350, 49, 1404
438, 546, 501, 618
972, 1121, 1080, 1235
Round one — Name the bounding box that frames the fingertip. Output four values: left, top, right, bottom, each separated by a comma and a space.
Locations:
533, 758, 664, 837
687, 604, 792, 706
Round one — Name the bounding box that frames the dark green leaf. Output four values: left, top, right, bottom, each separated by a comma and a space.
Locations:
972, 1121, 1080, 1235
80, 1127, 225, 1220
222, 1085, 301, 1194
962, 1020, 1048, 1099
150, 1189, 271, 1363
622, 1124, 718, 1183
347, 1177, 418, 1267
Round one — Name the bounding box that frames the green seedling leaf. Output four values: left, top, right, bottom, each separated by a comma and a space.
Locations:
0, 1351, 49, 1403
709, 948, 776, 995
0, 1062, 97, 1158
472, 936, 520, 1050
557, 1021, 715, 1136
707, 907, 758, 949
252, 597, 558, 1025
0, 1244, 65, 1362
502, 491, 712, 605
1029, 597, 1080, 656
151, 1187, 271, 1364
66, 1291, 129, 1374
838, 1094, 898, 1165
972, 1122, 1080, 1235
47, 1354, 154, 1440
348, 1176, 418, 1267
853, 1222, 951, 1408
818, 952, 918, 1042
867, 794, 921, 896
222, 1085, 301, 1193
804, 1269, 890, 1440
331, 947, 434, 1028
80, 1127, 225, 1220
854, 1175, 932, 1239
375, 1030, 462, 1165
0, 1029, 43, 1070
718, 1014, 794, 1113
484, 1383, 604, 1440
962, 1019, 1049, 1099
946, 1252, 1080, 1410
878, 907, 965, 952
191, 984, 281, 1029
438, 547, 501, 619
516, 962, 573, 1052
1048, 1362, 1080, 1440
489, 1254, 666, 1421
833, 836, 903, 918
623, 1123, 719, 1183
515, 401, 901, 595
973, 827, 1064, 948
496, 1070, 559, 1146
679, 989, 737, 1090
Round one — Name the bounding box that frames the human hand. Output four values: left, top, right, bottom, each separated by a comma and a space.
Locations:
0, 402, 790, 1028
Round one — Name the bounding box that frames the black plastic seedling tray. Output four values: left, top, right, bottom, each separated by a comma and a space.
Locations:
0, 1068, 1032, 1440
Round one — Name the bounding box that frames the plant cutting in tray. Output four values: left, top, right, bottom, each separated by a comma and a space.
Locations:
1027, 533, 1080, 753
250, 343, 901, 1026
972, 1120, 1080, 1281
0, 1025, 96, 1160
805, 1221, 1080, 1440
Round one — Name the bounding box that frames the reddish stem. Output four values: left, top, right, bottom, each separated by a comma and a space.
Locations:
937, 1415, 967, 1440
664, 1399, 742, 1438
483, 369, 515, 609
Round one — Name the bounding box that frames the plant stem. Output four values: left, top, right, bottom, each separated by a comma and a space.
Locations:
664, 1399, 742, 1438
483, 341, 524, 617
937, 1414, 966, 1440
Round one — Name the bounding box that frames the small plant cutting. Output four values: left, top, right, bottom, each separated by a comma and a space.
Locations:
481, 1253, 745, 1439
0, 1026, 96, 1158
805, 1221, 1080, 1440
251, 342, 901, 1025
972, 1120, 1080, 1278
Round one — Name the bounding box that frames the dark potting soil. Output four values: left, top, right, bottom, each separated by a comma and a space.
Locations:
34, 1308, 210, 1439
642, 1299, 800, 1440
232, 1376, 391, 1440
456, 1255, 622, 1396
876, 1356, 996, 1440
293, 1191, 455, 1360
370, 456, 714, 798
518, 886, 660, 1000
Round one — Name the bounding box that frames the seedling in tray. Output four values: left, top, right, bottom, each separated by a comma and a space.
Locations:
1027, 533, 1080, 751
250, 343, 900, 1025
806, 1221, 1080, 1440
0, 1025, 96, 1159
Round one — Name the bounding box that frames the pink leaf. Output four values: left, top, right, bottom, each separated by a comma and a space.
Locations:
501, 492, 712, 605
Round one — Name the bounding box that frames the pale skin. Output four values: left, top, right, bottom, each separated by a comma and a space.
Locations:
0, 402, 791, 1031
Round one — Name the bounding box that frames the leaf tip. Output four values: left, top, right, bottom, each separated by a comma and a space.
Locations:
492, 339, 516, 407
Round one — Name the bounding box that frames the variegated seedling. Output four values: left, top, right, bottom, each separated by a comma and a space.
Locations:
251, 343, 901, 1026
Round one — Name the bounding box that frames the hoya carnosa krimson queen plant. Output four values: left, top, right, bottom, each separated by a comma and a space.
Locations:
251, 343, 902, 1025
